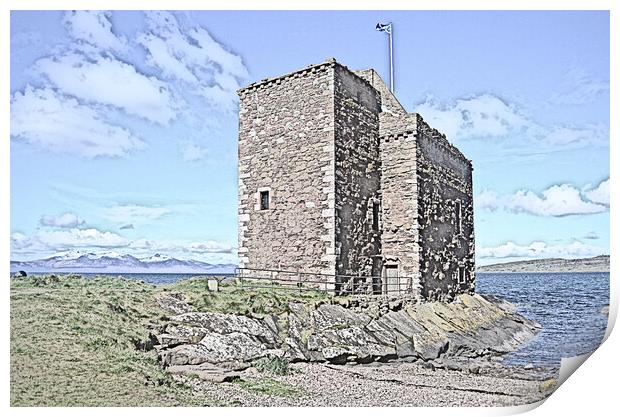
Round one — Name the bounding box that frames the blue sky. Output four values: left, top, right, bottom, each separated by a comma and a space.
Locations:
10, 10, 609, 265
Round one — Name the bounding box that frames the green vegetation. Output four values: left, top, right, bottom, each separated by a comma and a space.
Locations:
10, 274, 211, 406
168, 276, 329, 316
233, 378, 301, 397
10, 274, 322, 406
253, 356, 293, 376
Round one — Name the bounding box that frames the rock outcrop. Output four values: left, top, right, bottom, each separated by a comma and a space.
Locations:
154, 293, 540, 375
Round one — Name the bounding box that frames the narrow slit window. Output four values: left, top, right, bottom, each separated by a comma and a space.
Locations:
372, 201, 380, 232
458, 266, 466, 284
259, 190, 270, 210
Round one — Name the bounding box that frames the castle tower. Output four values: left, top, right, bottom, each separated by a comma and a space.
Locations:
237, 59, 382, 292
357, 69, 476, 301
237, 59, 475, 301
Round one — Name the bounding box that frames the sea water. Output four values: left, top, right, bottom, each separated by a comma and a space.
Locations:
476, 272, 610, 366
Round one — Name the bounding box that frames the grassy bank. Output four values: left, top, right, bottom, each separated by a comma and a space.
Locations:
10, 274, 322, 406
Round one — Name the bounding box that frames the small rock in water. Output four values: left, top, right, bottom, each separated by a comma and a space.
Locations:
600, 306, 609, 316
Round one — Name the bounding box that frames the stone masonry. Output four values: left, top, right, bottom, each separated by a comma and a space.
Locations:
237, 58, 474, 301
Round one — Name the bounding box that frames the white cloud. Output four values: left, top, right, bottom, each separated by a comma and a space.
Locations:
186, 241, 234, 254
478, 240, 603, 260
11, 232, 31, 251
38, 228, 128, 248
11, 229, 236, 263
11, 87, 146, 158
35, 52, 178, 125
414, 94, 530, 140
413, 93, 608, 152
476, 190, 500, 212
138, 11, 248, 110
11, 228, 129, 254
127, 238, 233, 255
181, 142, 208, 161
13, 11, 248, 159
550, 67, 609, 105
62, 10, 127, 53
138, 33, 198, 83
508, 184, 606, 216
477, 181, 609, 217
188, 26, 249, 79
541, 124, 608, 148
40, 212, 85, 228
584, 231, 599, 240
103, 204, 171, 225
583, 178, 609, 207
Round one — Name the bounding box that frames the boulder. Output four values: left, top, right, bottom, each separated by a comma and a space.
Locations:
170, 311, 279, 345
154, 293, 194, 315
167, 363, 251, 383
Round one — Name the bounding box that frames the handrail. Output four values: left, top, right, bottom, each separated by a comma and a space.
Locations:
235, 266, 417, 281
234, 266, 415, 295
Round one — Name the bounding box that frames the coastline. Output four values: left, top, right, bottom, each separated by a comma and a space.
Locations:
477, 255, 609, 274
10, 274, 557, 407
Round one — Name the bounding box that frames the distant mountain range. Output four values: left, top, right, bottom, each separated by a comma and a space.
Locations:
10, 251, 237, 274
12, 252, 610, 275
477, 255, 610, 273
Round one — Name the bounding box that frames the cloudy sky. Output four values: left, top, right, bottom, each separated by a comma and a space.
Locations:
10, 10, 609, 265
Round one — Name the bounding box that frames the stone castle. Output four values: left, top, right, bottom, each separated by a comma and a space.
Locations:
237, 58, 475, 301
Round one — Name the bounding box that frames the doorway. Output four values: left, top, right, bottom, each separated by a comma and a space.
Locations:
383, 264, 399, 295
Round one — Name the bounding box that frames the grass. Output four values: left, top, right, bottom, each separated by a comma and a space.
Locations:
168, 277, 329, 316
10, 274, 323, 406
253, 356, 293, 376
10, 274, 213, 406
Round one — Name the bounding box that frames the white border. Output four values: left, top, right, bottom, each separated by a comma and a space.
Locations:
2, 1, 616, 416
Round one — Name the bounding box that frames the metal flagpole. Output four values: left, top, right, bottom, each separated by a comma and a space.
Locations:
376, 22, 394, 92
389, 24, 394, 92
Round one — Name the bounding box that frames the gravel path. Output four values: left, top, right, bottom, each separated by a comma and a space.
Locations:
180, 362, 554, 407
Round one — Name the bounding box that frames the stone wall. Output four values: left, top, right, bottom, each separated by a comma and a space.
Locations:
354, 69, 406, 116
379, 130, 421, 296
415, 117, 475, 301
237, 61, 338, 276
333, 66, 382, 291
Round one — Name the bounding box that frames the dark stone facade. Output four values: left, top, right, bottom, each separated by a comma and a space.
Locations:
238, 59, 474, 301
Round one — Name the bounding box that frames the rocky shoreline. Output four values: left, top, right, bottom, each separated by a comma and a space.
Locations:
10, 274, 558, 406
148, 291, 551, 396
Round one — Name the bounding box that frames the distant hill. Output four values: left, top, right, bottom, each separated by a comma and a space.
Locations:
477, 255, 609, 273
10, 250, 237, 274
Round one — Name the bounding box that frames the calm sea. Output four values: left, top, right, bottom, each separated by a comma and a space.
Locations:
476, 272, 610, 367
75, 271, 609, 367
